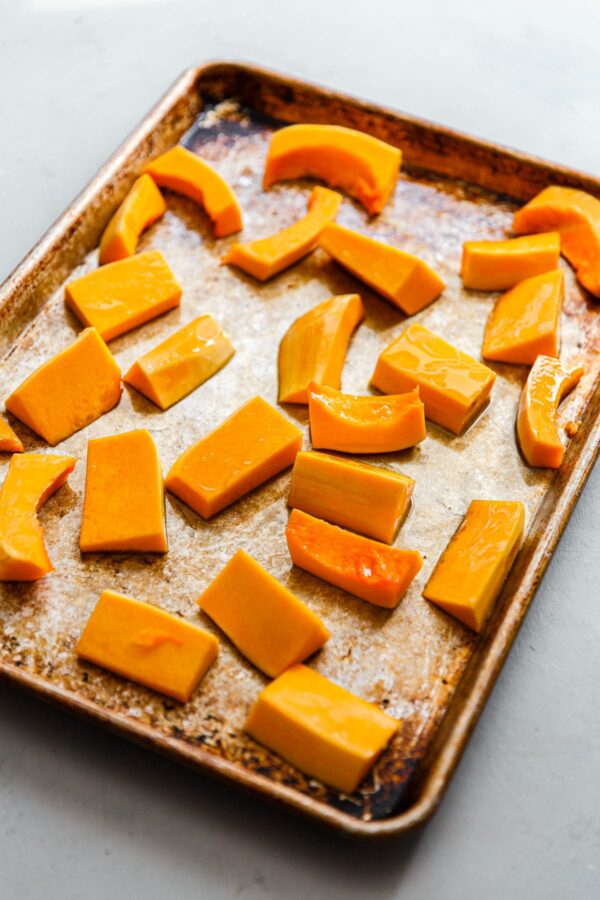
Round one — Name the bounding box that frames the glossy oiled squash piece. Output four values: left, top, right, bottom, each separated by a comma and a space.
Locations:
288, 451, 414, 544
319, 223, 445, 315
245, 664, 399, 794
5, 328, 122, 446
482, 270, 564, 365
0, 418, 23, 453
0, 453, 76, 580
308, 383, 425, 454
77, 590, 218, 702
287, 510, 423, 609
65, 250, 182, 342
461, 233, 560, 291
224, 186, 341, 281
516, 355, 583, 468
513, 186, 600, 297
263, 124, 401, 215
124, 315, 234, 410
278, 294, 364, 404
166, 396, 302, 519
371, 324, 496, 434
144, 145, 242, 237
80, 429, 167, 553
423, 500, 525, 632
198, 549, 329, 677
98, 174, 166, 265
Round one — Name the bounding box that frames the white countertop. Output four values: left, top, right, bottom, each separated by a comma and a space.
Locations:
1, 1, 599, 897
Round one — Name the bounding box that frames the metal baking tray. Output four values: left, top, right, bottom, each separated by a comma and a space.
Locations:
0, 62, 598, 838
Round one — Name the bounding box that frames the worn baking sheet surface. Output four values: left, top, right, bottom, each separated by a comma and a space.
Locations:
1, 84, 599, 832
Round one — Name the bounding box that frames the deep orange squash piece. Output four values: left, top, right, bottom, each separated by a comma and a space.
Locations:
461, 233, 560, 291
0, 418, 23, 453
98, 174, 166, 265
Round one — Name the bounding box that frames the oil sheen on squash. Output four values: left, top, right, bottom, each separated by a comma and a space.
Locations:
461, 232, 560, 291
98, 174, 166, 265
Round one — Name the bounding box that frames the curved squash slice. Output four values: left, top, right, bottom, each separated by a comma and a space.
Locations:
99, 174, 166, 265
278, 294, 364, 404
517, 355, 583, 468
0, 418, 23, 453
0, 453, 76, 580
263, 124, 401, 215
308, 383, 426, 454
513, 186, 600, 297
224, 186, 341, 281
482, 269, 564, 364
144, 145, 242, 237
319, 223, 445, 315
287, 509, 423, 609
461, 233, 560, 291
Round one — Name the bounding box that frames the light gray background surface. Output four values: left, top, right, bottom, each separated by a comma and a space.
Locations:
1, 1, 599, 898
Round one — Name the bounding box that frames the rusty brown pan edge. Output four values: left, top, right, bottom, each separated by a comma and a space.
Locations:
0, 61, 598, 838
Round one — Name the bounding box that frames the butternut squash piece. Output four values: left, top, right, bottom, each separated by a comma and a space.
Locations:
319, 223, 445, 315
144, 145, 242, 237
461, 233, 560, 291
5, 328, 122, 446
65, 250, 181, 342
245, 664, 398, 794
124, 315, 234, 410
77, 590, 218, 702
482, 270, 564, 365
308, 383, 425, 454
263, 123, 401, 216
166, 396, 302, 519
278, 294, 364, 404
0, 453, 76, 580
80, 429, 167, 553
288, 451, 414, 544
423, 500, 525, 632
513, 186, 600, 297
198, 549, 329, 677
371, 324, 496, 434
0, 418, 23, 453
516, 355, 583, 468
98, 174, 167, 265
224, 186, 341, 281
287, 510, 422, 609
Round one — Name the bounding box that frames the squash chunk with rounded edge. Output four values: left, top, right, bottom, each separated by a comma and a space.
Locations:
77, 590, 218, 702
99, 174, 166, 265
0, 418, 23, 453
287, 509, 423, 609
308, 383, 425, 454
319, 223, 445, 315
278, 294, 364, 404
482, 269, 564, 365
124, 315, 234, 410
166, 396, 302, 519
65, 250, 181, 342
198, 549, 329, 677
288, 450, 414, 544
224, 186, 341, 281
245, 664, 399, 794
461, 233, 560, 291
513, 186, 600, 297
517, 355, 583, 468
5, 328, 121, 446
144, 145, 242, 237
80, 429, 167, 553
0, 453, 76, 581
263, 124, 401, 216
423, 500, 525, 632
371, 323, 496, 434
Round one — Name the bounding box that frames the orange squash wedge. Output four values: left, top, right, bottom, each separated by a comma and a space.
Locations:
98, 174, 166, 265
278, 293, 364, 404
224, 186, 341, 281
144, 145, 242, 237
0, 453, 76, 581
513, 186, 600, 297
516, 355, 584, 468
0, 418, 23, 453
461, 233, 560, 291
263, 124, 401, 215
319, 223, 445, 315
308, 383, 426, 454
287, 509, 423, 609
